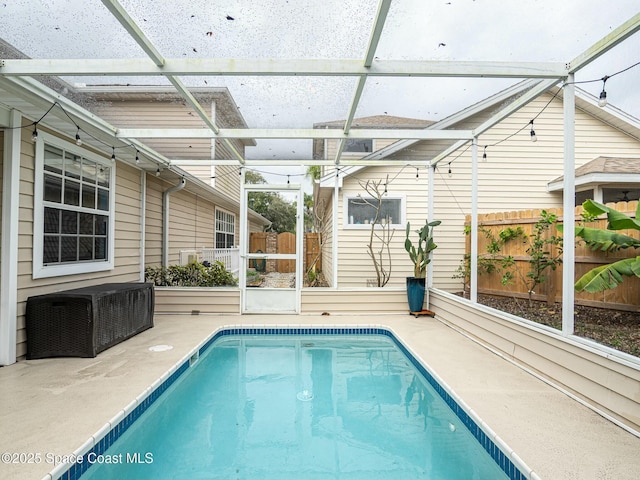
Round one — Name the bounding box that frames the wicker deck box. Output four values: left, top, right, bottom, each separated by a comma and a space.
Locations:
26, 282, 154, 359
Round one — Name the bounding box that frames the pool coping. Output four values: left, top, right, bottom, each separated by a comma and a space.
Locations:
45, 324, 539, 480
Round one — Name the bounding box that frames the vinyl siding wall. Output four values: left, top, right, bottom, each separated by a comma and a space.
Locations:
93, 99, 244, 201
15, 127, 143, 359
144, 174, 217, 267
336, 93, 640, 291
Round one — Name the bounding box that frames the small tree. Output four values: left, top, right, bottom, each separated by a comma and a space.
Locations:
355, 176, 395, 287
520, 210, 563, 305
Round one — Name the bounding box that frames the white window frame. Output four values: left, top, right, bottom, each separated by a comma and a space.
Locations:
32, 132, 116, 279
215, 207, 236, 248
343, 194, 406, 230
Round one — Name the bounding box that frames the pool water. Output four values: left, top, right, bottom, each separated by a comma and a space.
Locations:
82, 335, 510, 479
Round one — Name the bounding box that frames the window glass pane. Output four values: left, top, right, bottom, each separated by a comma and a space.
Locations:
347, 198, 401, 225
603, 188, 640, 203
96, 215, 108, 235
44, 146, 63, 174
97, 166, 110, 187
82, 184, 96, 209
82, 160, 97, 184
575, 190, 593, 206
61, 237, 77, 262
64, 179, 80, 206
79, 213, 94, 235
379, 199, 401, 224
44, 207, 60, 234
344, 139, 373, 153
43, 236, 59, 263
61, 210, 78, 235
79, 237, 93, 261
65, 154, 82, 180
97, 188, 109, 211
44, 174, 62, 203
95, 237, 107, 260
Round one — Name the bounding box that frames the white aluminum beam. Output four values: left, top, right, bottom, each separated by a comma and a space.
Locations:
101, 0, 245, 163
567, 12, 640, 73
562, 75, 576, 336
117, 128, 474, 140
170, 158, 432, 167
0, 58, 568, 79
430, 77, 561, 167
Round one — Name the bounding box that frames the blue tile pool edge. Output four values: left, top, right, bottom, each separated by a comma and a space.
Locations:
49, 325, 536, 480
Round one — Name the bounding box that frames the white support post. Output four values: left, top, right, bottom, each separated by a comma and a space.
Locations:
562, 76, 576, 335
332, 167, 339, 288
139, 170, 146, 282
1, 110, 21, 365
470, 138, 479, 303
427, 163, 435, 289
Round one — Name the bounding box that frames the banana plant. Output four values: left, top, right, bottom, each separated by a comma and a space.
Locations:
405, 220, 441, 278
564, 200, 640, 293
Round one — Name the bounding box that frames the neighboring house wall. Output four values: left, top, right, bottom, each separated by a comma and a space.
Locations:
144, 175, 218, 267
92, 96, 245, 202
325, 138, 397, 160
14, 127, 142, 359
334, 92, 640, 291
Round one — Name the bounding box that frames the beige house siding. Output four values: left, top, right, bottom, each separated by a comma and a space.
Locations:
0, 131, 3, 279
213, 163, 241, 201
15, 128, 143, 358
336, 93, 640, 292
144, 175, 218, 267
93, 100, 213, 160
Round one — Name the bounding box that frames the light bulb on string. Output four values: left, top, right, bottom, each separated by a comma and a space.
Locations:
529, 120, 537, 142
111, 147, 116, 162
415, 168, 419, 180
482, 146, 487, 162
31, 125, 38, 143
135, 150, 140, 164
75, 127, 82, 146
598, 76, 609, 107
448, 163, 452, 178
155, 167, 161, 177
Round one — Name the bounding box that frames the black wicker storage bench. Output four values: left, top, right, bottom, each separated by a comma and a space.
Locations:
26, 282, 154, 359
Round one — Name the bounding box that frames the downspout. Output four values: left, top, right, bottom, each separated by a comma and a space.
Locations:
162, 177, 186, 268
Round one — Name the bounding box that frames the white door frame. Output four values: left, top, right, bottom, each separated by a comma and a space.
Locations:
240, 182, 303, 314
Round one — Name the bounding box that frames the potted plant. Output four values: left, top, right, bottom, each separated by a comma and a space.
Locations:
404, 219, 441, 312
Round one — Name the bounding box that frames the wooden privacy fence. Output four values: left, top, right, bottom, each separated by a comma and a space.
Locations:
249, 232, 322, 274
464, 201, 639, 311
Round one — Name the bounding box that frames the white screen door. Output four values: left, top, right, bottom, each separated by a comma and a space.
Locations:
240, 182, 302, 313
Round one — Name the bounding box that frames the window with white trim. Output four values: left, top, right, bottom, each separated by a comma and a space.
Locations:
344, 195, 405, 229
33, 133, 115, 278
215, 209, 236, 248
344, 139, 373, 153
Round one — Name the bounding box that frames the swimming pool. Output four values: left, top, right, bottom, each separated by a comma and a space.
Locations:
58, 328, 531, 480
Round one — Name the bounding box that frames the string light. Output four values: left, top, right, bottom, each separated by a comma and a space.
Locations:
448, 162, 452, 177
31, 125, 38, 142
156, 167, 161, 177
415, 168, 419, 179
529, 120, 537, 142
598, 76, 609, 107
482, 146, 487, 161
111, 147, 116, 162
135, 150, 140, 164
75, 127, 82, 146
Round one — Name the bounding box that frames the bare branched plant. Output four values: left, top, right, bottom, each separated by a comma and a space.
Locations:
354, 175, 395, 287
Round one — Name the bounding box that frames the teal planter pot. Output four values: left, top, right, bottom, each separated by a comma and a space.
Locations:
406, 277, 426, 312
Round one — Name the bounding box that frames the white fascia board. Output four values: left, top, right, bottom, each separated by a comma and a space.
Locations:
0, 58, 567, 78
547, 173, 640, 191
117, 128, 474, 140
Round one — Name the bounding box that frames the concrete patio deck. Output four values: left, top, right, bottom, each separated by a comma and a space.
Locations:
1, 312, 638, 480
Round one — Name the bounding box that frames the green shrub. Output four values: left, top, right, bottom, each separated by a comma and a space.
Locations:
145, 261, 237, 287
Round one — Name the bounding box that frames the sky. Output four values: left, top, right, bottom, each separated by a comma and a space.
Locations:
1, 0, 638, 189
